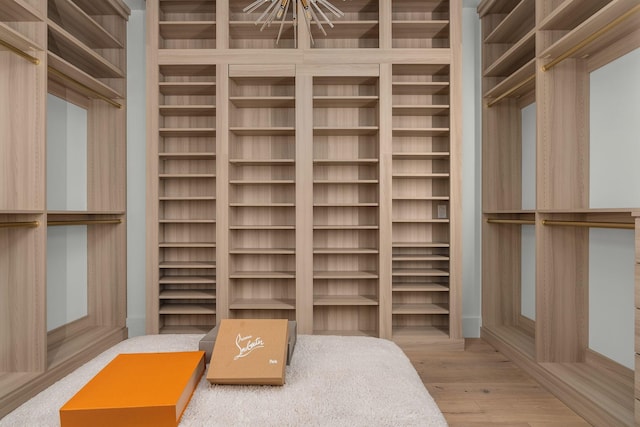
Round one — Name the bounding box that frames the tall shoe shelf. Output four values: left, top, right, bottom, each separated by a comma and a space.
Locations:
156, 63, 217, 334
312, 73, 381, 336
391, 63, 454, 343
0, 0, 129, 418
478, 0, 640, 425
147, 0, 462, 349
228, 66, 297, 320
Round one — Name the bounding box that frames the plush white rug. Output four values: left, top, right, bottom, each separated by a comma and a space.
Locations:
1, 334, 447, 426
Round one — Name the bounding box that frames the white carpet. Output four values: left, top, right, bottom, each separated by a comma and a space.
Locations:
1, 334, 447, 426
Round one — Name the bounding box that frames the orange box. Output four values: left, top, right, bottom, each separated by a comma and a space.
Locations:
206, 319, 289, 385
60, 351, 205, 427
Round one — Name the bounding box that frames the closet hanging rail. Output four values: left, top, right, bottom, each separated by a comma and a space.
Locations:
0, 38, 40, 64
486, 219, 535, 225
48, 219, 122, 226
47, 66, 122, 109
541, 4, 640, 72
0, 221, 40, 229
542, 219, 634, 230
486, 74, 535, 108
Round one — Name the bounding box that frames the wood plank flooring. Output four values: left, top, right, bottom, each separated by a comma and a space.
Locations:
401, 338, 591, 426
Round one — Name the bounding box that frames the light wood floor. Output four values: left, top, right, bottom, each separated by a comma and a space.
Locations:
402, 338, 591, 427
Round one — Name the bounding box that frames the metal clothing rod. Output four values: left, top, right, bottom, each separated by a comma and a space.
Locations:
486, 74, 535, 108
48, 219, 122, 226
0, 38, 40, 65
486, 219, 535, 225
541, 4, 640, 72
542, 219, 634, 230
0, 221, 40, 229
47, 66, 123, 109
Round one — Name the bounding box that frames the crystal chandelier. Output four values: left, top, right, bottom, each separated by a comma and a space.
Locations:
243, 0, 346, 45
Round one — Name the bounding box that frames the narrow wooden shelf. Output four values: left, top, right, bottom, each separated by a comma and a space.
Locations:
159, 82, 215, 95
314, 248, 379, 254
159, 303, 215, 315
483, 28, 535, 77
392, 173, 449, 179
71, 0, 129, 19
393, 268, 449, 276
392, 325, 450, 340
393, 241, 450, 248
49, 0, 122, 48
159, 105, 215, 116
159, 275, 215, 284
313, 329, 377, 337
313, 271, 378, 279
313, 96, 379, 108
229, 180, 294, 185
310, 20, 379, 39
313, 126, 379, 136
484, 0, 535, 43
392, 105, 449, 116
48, 52, 123, 101
539, 0, 640, 64
392, 20, 449, 39
392, 128, 449, 136
229, 298, 296, 310
159, 289, 215, 299
159, 152, 215, 159
313, 202, 379, 207
313, 158, 378, 165
393, 254, 450, 261
0, 0, 42, 21
159, 21, 215, 39
159, 219, 215, 224
392, 219, 449, 224
392, 196, 450, 201
392, 283, 450, 292
230, 248, 295, 255
159, 242, 216, 248
159, 128, 216, 137
484, 58, 535, 101
229, 271, 295, 279
229, 225, 295, 230
229, 127, 295, 136
160, 196, 216, 201
0, 21, 42, 52
159, 173, 215, 179
314, 295, 379, 306
228, 21, 295, 40
392, 152, 450, 159
314, 225, 378, 230
48, 21, 123, 78
229, 158, 294, 165
230, 96, 294, 108
159, 261, 215, 269
392, 82, 449, 95
313, 179, 378, 184
392, 303, 449, 315
230, 202, 294, 207
539, 0, 612, 31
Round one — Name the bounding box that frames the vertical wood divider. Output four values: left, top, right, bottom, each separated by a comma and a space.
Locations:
216, 63, 230, 320
378, 0, 392, 50
378, 63, 393, 339
145, 0, 160, 333
217, 0, 228, 49
295, 70, 314, 334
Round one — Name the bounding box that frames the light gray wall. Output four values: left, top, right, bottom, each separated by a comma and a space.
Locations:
125, 4, 147, 337
586, 48, 640, 369
46, 95, 89, 331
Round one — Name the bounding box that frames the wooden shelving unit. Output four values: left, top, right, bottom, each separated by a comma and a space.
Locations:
147, 1, 462, 349
478, 0, 640, 425
0, 0, 129, 418
158, 0, 215, 49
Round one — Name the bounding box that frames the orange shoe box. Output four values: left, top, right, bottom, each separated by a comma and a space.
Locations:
60, 351, 205, 427
206, 319, 289, 386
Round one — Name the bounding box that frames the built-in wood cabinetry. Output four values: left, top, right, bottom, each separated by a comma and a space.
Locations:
478, 0, 640, 425
0, 0, 129, 418
147, 1, 462, 348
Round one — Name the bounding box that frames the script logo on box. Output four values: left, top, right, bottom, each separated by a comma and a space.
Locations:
234, 334, 265, 360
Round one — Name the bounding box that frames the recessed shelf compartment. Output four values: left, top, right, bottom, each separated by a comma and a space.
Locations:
484, 0, 534, 44
0, 0, 43, 22
158, 0, 215, 49
309, 0, 379, 49
48, 0, 123, 49
483, 28, 535, 77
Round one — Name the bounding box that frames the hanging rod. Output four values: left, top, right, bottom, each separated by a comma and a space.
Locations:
0, 221, 40, 229
0, 38, 40, 65
47, 66, 122, 109
542, 219, 634, 230
48, 219, 122, 226
541, 4, 640, 72
486, 219, 535, 225
486, 74, 535, 108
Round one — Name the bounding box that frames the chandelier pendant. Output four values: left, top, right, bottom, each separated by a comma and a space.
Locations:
243, 0, 347, 45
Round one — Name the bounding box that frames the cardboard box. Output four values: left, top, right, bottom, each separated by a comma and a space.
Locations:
60, 351, 205, 427
206, 319, 289, 385
200, 320, 297, 365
